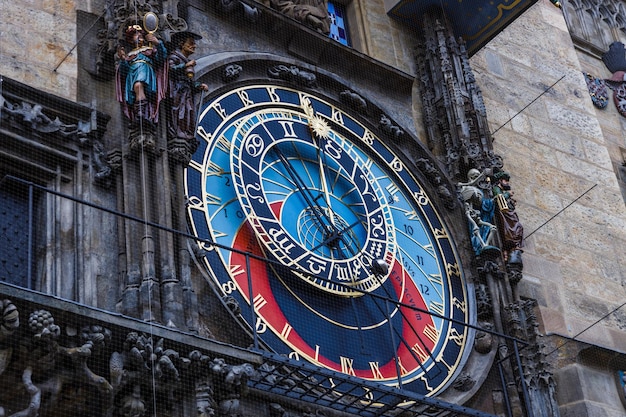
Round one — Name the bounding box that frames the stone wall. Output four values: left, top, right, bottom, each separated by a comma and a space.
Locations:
473, 0, 626, 349
471, 0, 626, 411
353, 0, 416, 74
0, 0, 86, 99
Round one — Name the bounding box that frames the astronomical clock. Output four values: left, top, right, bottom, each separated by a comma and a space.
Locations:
185, 73, 475, 399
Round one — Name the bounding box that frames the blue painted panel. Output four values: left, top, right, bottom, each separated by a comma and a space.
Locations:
387, 0, 539, 55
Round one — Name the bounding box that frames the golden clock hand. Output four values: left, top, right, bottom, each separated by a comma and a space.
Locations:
315, 136, 336, 228
271, 144, 339, 241
305, 98, 341, 231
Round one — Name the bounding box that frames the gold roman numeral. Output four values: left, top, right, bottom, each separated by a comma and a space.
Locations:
423, 324, 439, 344
280, 323, 293, 339
448, 328, 465, 346
340, 356, 356, 376
229, 264, 246, 278
369, 362, 385, 380
411, 343, 430, 363
253, 294, 267, 311
197, 125, 213, 142
429, 300, 445, 316
212, 136, 229, 154
205, 193, 222, 205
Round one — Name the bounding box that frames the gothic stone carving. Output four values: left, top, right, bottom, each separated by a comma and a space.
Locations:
1, 79, 111, 186
0, 93, 96, 143
416, 14, 501, 180
217, 0, 262, 22
209, 358, 258, 417
338, 90, 367, 114
222, 64, 243, 83
0, 300, 261, 417
92, 0, 188, 80
259, 0, 331, 34
267, 64, 317, 87
504, 300, 559, 417
378, 113, 404, 139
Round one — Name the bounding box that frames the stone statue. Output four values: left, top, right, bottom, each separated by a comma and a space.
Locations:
0, 299, 19, 340
263, 0, 331, 34
166, 31, 208, 149
196, 381, 217, 417
458, 168, 499, 256
119, 385, 146, 417
209, 358, 257, 417
491, 170, 524, 265
115, 24, 167, 146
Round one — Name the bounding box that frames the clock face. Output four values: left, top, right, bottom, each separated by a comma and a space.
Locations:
185, 84, 471, 397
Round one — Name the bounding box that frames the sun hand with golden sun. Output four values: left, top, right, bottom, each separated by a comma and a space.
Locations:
303, 98, 331, 139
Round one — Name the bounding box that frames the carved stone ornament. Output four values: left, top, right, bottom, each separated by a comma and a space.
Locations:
378, 113, 404, 139
452, 372, 476, 392
217, 0, 262, 22
504, 300, 559, 416
583, 72, 609, 109
474, 321, 494, 354
416, 14, 500, 179
409, 157, 455, 210
1, 78, 112, 187
260, 0, 331, 34
168, 137, 199, 164
0, 300, 19, 339
0, 298, 269, 417
0, 94, 93, 140
222, 64, 243, 83
209, 358, 258, 417
93, 140, 114, 188
475, 284, 493, 320
339, 90, 367, 114
267, 64, 317, 87
222, 295, 242, 316
605, 72, 626, 118
269, 403, 329, 417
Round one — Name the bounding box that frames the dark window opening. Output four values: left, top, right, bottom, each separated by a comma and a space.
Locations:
0, 178, 39, 288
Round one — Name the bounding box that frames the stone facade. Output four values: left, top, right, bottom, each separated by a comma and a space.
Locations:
472, 2, 626, 414
1, 0, 80, 99
1, 0, 626, 415
474, 1, 626, 342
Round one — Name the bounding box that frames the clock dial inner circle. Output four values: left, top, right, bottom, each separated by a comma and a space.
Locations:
231, 111, 397, 296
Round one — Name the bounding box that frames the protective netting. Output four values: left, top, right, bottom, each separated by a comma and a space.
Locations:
2, 1, 615, 416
